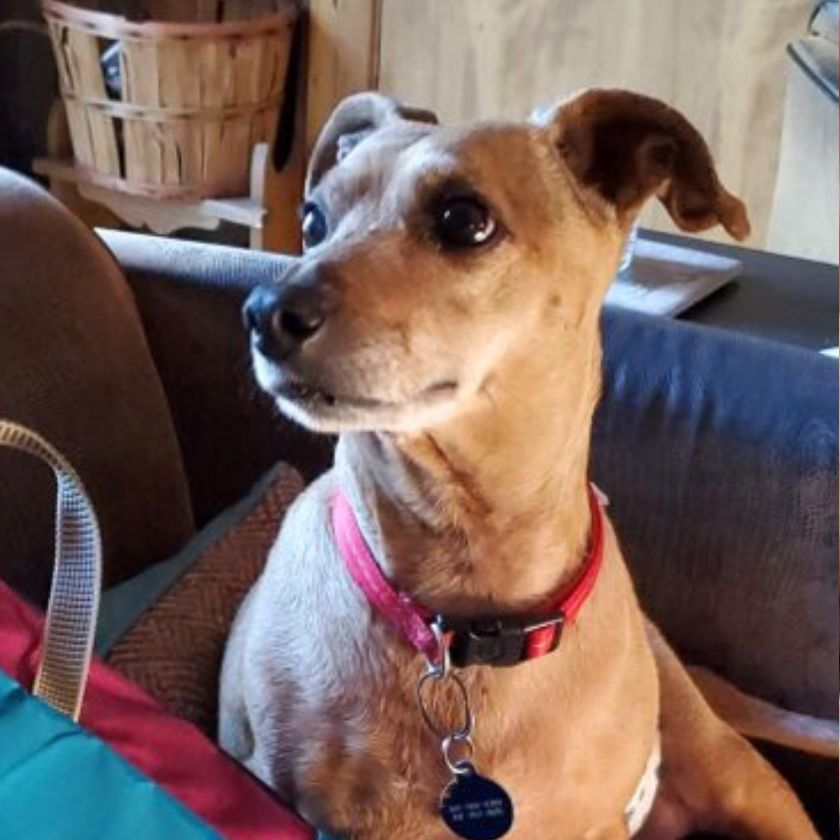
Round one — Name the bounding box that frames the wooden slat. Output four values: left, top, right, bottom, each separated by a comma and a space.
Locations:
235, 34, 266, 104
158, 41, 181, 185
47, 20, 94, 166
158, 39, 203, 187
118, 43, 141, 181
200, 38, 230, 193
63, 100, 95, 167
121, 39, 163, 184
40, 101, 122, 230
65, 27, 120, 175
48, 20, 73, 92
159, 39, 201, 109
123, 38, 161, 108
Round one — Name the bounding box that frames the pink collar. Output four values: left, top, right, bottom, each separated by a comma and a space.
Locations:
331, 485, 605, 669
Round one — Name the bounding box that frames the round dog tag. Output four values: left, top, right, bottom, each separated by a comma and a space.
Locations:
440, 765, 514, 840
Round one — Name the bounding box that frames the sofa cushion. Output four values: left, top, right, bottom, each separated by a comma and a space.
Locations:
594, 309, 838, 719
101, 462, 303, 736
0, 168, 194, 604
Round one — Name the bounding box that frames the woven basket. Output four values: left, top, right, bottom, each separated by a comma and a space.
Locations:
42, 0, 297, 199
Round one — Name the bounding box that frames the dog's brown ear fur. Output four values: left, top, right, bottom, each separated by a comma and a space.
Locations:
306, 92, 438, 193
546, 89, 750, 240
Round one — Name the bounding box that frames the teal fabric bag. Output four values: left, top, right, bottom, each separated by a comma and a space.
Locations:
0, 669, 217, 840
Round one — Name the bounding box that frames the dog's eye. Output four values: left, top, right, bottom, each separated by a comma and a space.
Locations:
434, 196, 497, 249
301, 202, 328, 249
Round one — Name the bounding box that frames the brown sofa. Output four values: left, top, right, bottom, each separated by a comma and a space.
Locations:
0, 167, 835, 836
0, 167, 331, 605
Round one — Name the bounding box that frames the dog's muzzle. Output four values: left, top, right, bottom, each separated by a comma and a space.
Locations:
243, 265, 339, 361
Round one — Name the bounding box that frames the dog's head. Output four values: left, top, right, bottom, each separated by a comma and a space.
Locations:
245, 90, 749, 434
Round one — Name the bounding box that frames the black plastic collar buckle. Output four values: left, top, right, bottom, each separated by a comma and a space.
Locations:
442, 614, 565, 668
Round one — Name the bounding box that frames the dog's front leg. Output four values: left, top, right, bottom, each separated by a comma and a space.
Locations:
642, 624, 819, 840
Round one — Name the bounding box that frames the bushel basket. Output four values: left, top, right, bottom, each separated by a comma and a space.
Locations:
42, 0, 297, 199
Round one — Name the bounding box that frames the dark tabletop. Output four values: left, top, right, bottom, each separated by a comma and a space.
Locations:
642, 230, 839, 352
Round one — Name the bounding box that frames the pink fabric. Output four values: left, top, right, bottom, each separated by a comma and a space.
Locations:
331, 491, 438, 661
0, 580, 313, 840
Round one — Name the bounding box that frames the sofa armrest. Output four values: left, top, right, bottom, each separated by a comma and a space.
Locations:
594, 309, 838, 830
99, 231, 334, 527
0, 171, 194, 602
594, 308, 838, 720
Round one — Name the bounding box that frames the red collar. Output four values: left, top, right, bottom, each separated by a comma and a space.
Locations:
331, 485, 605, 668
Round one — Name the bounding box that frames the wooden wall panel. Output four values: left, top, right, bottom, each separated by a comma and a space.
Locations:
767, 49, 839, 263
306, 0, 382, 154
378, 0, 814, 249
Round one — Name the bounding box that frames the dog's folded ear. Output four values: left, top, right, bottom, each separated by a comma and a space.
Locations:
543, 89, 750, 240
306, 92, 438, 193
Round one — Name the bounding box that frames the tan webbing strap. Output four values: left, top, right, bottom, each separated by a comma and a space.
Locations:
0, 420, 101, 721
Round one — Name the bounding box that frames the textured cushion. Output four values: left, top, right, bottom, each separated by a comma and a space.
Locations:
103, 463, 304, 736
0, 168, 194, 603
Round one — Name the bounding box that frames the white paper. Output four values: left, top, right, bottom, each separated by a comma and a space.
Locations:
606, 238, 743, 317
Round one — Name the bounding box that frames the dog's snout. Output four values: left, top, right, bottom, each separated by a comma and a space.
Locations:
242, 285, 273, 334
244, 271, 338, 360
276, 292, 327, 341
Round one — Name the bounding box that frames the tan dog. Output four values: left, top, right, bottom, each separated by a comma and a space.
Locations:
220, 90, 818, 839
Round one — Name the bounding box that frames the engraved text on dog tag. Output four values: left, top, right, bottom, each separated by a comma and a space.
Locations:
440, 764, 514, 840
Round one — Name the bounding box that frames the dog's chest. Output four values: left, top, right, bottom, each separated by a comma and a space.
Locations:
292, 636, 655, 839
255, 476, 659, 837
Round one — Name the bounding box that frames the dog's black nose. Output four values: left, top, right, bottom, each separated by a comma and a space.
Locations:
243, 271, 337, 360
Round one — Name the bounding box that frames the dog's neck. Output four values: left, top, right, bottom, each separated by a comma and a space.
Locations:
336, 322, 603, 616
